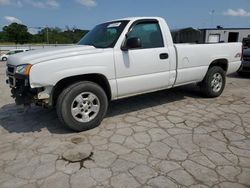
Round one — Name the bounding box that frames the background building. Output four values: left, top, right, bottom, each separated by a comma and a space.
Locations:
171, 27, 250, 44
203, 28, 250, 43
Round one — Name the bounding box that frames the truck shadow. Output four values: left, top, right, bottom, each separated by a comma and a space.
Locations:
0, 84, 202, 134
107, 84, 202, 117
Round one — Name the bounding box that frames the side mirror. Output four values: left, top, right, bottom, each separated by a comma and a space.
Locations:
122, 37, 142, 51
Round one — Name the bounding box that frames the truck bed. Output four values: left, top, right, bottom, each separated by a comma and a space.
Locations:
173, 42, 242, 86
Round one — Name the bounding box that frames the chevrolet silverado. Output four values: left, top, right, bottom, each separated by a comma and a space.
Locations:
6, 17, 242, 131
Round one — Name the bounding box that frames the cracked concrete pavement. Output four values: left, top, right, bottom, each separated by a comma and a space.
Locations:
0, 61, 250, 188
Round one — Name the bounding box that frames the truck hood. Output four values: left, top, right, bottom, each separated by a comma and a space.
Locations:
7, 45, 103, 66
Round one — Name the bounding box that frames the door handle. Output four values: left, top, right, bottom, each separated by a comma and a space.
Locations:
160, 53, 169, 60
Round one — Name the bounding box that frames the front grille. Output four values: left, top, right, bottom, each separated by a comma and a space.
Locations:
9, 77, 15, 87
8, 66, 15, 73
6, 65, 16, 87
7, 65, 15, 75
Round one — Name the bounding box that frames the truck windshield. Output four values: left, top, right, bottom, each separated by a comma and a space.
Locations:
78, 21, 129, 48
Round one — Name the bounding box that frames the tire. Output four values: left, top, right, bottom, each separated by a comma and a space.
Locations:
56, 81, 108, 132
2, 57, 7, 61
200, 66, 226, 98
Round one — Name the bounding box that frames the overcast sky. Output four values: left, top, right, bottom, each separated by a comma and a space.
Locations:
0, 0, 250, 31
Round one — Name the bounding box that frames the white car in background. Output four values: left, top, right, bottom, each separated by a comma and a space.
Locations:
1, 49, 29, 61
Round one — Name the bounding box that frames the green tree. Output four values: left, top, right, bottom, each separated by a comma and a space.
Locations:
1, 23, 88, 44
35, 27, 88, 44
62, 26, 88, 43
0, 31, 8, 42
3, 23, 31, 44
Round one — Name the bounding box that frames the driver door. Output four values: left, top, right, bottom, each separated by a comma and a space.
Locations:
114, 21, 171, 97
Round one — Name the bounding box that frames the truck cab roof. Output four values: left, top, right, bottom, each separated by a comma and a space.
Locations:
109, 17, 166, 24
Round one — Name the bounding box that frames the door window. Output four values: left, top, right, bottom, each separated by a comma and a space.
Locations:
127, 22, 164, 49
7, 51, 15, 55
15, 50, 24, 54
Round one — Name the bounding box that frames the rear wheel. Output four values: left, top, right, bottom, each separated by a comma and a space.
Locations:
200, 66, 226, 98
2, 57, 7, 61
56, 81, 108, 132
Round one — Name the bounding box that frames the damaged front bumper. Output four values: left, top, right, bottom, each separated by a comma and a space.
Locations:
6, 64, 51, 107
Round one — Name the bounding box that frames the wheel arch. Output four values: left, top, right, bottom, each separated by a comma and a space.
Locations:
51, 73, 112, 106
208, 58, 229, 72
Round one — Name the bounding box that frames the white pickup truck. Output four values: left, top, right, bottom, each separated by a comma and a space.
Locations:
6, 17, 242, 131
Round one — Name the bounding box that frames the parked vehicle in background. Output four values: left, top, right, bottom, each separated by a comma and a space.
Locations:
0, 49, 29, 61
238, 48, 250, 75
238, 38, 250, 75
6, 17, 242, 131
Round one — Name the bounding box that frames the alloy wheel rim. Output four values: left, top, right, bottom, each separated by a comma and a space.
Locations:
71, 92, 100, 123
211, 73, 223, 93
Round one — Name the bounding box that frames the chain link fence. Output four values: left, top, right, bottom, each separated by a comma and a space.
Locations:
0, 44, 73, 55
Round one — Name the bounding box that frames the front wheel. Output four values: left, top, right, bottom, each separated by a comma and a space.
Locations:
57, 81, 108, 132
2, 57, 7, 61
200, 66, 226, 98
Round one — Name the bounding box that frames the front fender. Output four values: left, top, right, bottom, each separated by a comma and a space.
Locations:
30, 65, 114, 88
29, 50, 115, 88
